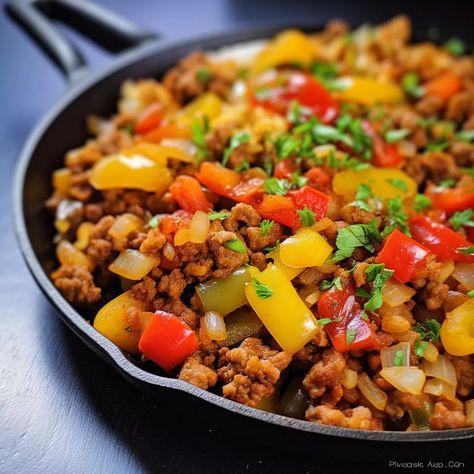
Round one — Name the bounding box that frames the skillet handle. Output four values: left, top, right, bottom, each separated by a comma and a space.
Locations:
5, 0, 157, 84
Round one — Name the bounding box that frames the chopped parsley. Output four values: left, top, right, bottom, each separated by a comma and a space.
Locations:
443, 37, 465, 57
425, 141, 449, 153
467, 289, 474, 298
297, 207, 317, 227
413, 319, 441, 342
260, 219, 274, 236
311, 61, 348, 92
191, 117, 209, 160
333, 220, 382, 262
318, 318, 333, 326
401, 72, 424, 98
263, 178, 291, 195
291, 172, 308, 188
196, 66, 212, 83
346, 328, 358, 344
385, 129, 410, 144
458, 246, 474, 255
386, 178, 408, 192
263, 240, 280, 253
252, 278, 273, 299
234, 160, 250, 172
449, 209, 474, 231
208, 211, 231, 221
349, 183, 374, 212
222, 132, 250, 166
413, 340, 428, 357
124, 123, 134, 135
148, 215, 162, 228
363, 263, 394, 312
225, 239, 246, 254
274, 134, 302, 158
456, 130, 474, 142
414, 194, 432, 212
383, 196, 411, 237
393, 350, 404, 367
320, 276, 343, 291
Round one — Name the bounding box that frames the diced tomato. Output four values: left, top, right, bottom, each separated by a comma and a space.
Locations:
139, 311, 198, 371
274, 158, 294, 179
257, 194, 298, 227
140, 123, 190, 143
424, 71, 461, 100
134, 103, 163, 134
228, 178, 264, 205
250, 71, 339, 123
304, 167, 331, 191
427, 186, 474, 214
317, 282, 379, 352
160, 210, 193, 234
195, 162, 241, 198
362, 121, 404, 168
409, 215, 474, 263
288, 186, 330, 221
169, 175, 212, 213
375, 228, 430, 283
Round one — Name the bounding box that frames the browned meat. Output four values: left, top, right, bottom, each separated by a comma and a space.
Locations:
429, 401, 467, 430
207, 231, 248, 278
451, 356, 474, 397
179, 352, 218, 390
51, 264, 101, 304
306, 405, 383, 430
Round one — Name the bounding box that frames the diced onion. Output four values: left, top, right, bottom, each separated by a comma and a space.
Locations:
108, 213, 143, 242
465, 399, 474, 427
224, 307, 263, 346
381, 314, 411, 334
381, 280, 416, 307
189, 211, 210, 243
56, 240, 91, 268
357, 372, 388, 411
341, 368, 358, 389
380, 342, 411, 368
423, 378, 456, 401
421, 342, 439, 363
174, 228, 191, 246
452, 263, 474, 290
438, 260, 455, 282
204, 311, 227, 341
421, 354, 457, 388
74, 222, 95, 250
109, 249, 158, 280
380, 367, 426, 395
298, 285, 321, 307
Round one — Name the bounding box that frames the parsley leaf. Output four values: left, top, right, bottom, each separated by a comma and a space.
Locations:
208, 211, 231, 221
450, 209, 474, 231
318, 318, 333, 326
234, 160, 250, 172
297, 207, 316, 227
260, 219, 274, 236
349, 183, 374, 212
263, 178, 291, 195
393, 350, 404, 367
414, 194, 432, 212
443, 37, 465, 57
383, 196, 411, 237
467, 289, 474, 298
413, 319, 441, 342
346, 328, 358, 344
413, 340, 428, 357
148, 215, 162, 228
385, 129, 410, 144
252, 278, 273, 299
425, 141, 449, 153
291, 172, 308, 188
320, 276, 343, 291
458, 246, 474, 255
191, 119, 209, 160
402, 72, 424, 98
222, 132, 250, 166
196, 66, 212, 83
456, 130, 474, 142
364, 263, 394, 312
386, 178, 408, 192
333, 221, 381, 262
225, 239, 247, 254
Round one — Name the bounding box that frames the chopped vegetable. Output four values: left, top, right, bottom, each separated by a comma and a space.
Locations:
169, 175, 212, 213
428, 186, 474, 214
423, 71, 461, 100
203, 311, 227, 341
333, 220, 381, 262
225, 238, 247, 254
224, 307, 264, 346
357, 372, 387, 411
109, 249, 159, 280
335, 76, 404, 106
440, 298, 474, 356
380, 367, 426, 395
134, 103, 163, 134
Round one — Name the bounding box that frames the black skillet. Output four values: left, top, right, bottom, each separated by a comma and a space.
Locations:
7, 0, 474, 446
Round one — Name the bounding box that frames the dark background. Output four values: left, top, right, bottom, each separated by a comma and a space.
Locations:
1, 1, 473, 473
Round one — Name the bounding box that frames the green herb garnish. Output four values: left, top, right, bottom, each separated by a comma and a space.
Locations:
320, 276, 343, 291
413, 319, 441, 342
346, 328, 358, 344
414, 194, 432, 212
191, 118, 209, 160
318, 318, 333, 326
252, 278, 273, 299
263, 178, 291, 195
383, 196, 411, 237
402, 72, 424, 98
260, 219, 274, 236
291, 172, 308, 188
458, 246, 474, 255
386, 178, 408, 192
225, 239, 247, 254
333, 220, 382, 262
148, 215, 162, 228
196, 66, 212, 83
413, 340, 428, 357
364, 263, 394, 312
467, 289, 474, 298
208, 211, 231, 221
443, 37, 465, 57
450, 209, 474, 231
455, 130, 474, 142
297, 206, 317, 227
222, 132, 250, 166
385, 129, 410, 144
393, 350, 404, 367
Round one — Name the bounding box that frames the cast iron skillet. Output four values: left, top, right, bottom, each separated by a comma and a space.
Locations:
7, 0, 474, 443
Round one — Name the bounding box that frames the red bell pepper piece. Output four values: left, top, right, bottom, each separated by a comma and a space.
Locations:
466, 227, 474, 244
228, 178, 264, 205
317, 282, 379, 352
375, 228, 430, 283
362, 121, 404, 168
409, 215, 474, 263
250, 71, 339, 123
257, 194, 297, 227
288, 186, 330, 222
195, 162, 241, 198
304, 167, 331, 192
169, 175, 213, 213
274, 158, 294, 179
134, 103, 163, 134
424, 71, 461, 100
139, 311, 198, 371
160, 210, 193, 234
427, 186, 474, 214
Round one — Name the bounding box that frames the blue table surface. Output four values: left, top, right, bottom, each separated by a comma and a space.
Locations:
1, 1, 473, 473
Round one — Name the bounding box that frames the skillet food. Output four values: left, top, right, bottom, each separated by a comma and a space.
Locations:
47, 16, 474, 432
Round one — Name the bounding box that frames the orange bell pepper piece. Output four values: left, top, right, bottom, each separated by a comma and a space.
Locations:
424, 71, 461, 100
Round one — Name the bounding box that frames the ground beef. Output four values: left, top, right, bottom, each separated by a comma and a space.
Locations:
303, 349, 346, 406
297, 267, 326, 286
306, 405, 383, 430
162, 299, 199, 329
415, 95, 445, 117
227, 144, 256, 169
51, 264, 101, 304
205, 123, 233, 159
450, 140, 474, 167
339, 205, 377, 225
207, 231, 248, 278
445, 90, 474, 122
422, 281, 450, 310
157, 268, 188, 299
223, 203, 261, 231
420, 151, 460, 182
139, 228, 167, 257
86, 238, 113, 262
132, 276, 157, 303
217, 338, 291, 408
429, 401, 467, 430
451, 356, 474, 397
242, 223, 283, 252
353, 261, 371, 287
178, 352, 218, 390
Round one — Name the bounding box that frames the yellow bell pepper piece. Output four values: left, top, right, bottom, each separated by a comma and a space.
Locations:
89, 153, 172, 193
265, 247, 303, 280
244, 264, 319, 354
196, 266, 251, 316
335, 76, 404, 105
251, 29, 315, 74
56, 240, 91, 269
279, 228, 333, 268
333, 167, 416, 201
440, 298, 474, 356
93, 290, 149, 354
176, 92, 222, 128
74, 222, 96, 250
123, 142, 194, 164
52, 167, 72, 195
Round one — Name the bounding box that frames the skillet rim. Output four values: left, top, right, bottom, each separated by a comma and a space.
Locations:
13, 23, 474, 442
